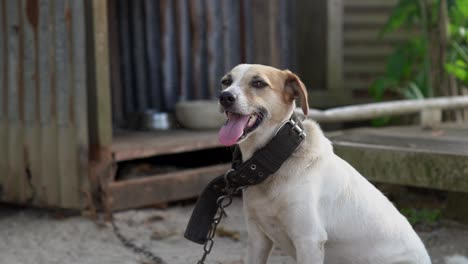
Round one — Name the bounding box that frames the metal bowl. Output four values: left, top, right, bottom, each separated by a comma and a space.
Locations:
136, 110, 175, 130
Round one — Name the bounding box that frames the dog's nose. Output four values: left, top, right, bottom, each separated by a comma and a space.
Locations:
219, 91, 236, 107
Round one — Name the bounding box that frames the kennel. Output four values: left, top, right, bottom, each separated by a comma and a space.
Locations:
0, 0, 407, 211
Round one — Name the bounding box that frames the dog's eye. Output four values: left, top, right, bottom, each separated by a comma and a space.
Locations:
221, 79, 232, 86
252, 80, 267, 89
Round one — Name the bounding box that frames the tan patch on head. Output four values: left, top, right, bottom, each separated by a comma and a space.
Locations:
283, 70, 309, 115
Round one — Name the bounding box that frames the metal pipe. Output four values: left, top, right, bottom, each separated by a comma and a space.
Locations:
296, 96, 468, 123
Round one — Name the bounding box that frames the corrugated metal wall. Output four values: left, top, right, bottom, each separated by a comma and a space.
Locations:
109, 0, 294, 127
0, 0, 89, 209
343, 0, 413, 97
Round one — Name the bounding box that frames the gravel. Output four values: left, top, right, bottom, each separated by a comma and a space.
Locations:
0, 199, 467, 264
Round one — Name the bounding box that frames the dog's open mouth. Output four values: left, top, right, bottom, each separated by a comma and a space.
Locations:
218, 111, 264, 146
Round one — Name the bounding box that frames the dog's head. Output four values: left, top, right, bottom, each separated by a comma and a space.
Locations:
218, 64, 309, 148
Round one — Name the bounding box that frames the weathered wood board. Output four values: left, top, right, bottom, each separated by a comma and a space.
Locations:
331, 124, 468, 193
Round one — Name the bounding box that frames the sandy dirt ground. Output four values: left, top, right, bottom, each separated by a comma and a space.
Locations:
1, 199, 467, 264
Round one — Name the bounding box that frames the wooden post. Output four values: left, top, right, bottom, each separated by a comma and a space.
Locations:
326, 0, 344, 94
88, 0, 112, 149
420, 108, 442, 128
0, 0, 5, 199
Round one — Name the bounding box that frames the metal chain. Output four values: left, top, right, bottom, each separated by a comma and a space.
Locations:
111, 217, 166, 264
196, 190, 235, 264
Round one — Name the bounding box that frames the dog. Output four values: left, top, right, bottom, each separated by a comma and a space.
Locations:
217, 64, 431, 264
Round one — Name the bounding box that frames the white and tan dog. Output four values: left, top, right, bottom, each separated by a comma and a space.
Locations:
217, 64, 431, 264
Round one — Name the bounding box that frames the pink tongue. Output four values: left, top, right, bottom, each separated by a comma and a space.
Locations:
218, 113, 250, 146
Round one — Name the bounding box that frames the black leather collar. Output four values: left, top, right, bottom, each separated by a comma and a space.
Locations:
185, 113, 306, 244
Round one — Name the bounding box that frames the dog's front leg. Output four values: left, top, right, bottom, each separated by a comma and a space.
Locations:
245, 221, 273, 264
295, 238, 326, 264
286, 205, 327, 264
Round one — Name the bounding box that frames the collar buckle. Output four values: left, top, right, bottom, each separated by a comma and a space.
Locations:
288, 119, 306, 138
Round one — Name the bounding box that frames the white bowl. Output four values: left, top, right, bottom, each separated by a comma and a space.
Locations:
175, 100, 226, 130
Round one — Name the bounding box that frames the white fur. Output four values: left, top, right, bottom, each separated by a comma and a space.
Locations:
240, 119, 431, 264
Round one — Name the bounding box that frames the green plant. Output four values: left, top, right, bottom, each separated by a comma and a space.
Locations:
370, 0, 468, 101
445, 0, 468, 84
400, 207, 441, 226
370, 0, 433, 101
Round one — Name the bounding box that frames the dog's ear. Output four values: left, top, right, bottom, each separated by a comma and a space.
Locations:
283, 70, 309, 116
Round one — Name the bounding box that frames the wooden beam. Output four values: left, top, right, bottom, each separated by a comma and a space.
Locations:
326, 0, 344, 94
333, 143, 468, 193
112, 129, 221, 162
107, 164, 230, 211
87, 0, 112, 151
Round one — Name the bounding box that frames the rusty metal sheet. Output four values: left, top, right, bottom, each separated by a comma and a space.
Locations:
144, 0, 162, 109
109, 0, 295, 118
206, 0, 223, 98
0, 0, 89, 209
176, 0, 192, 100
131, 0, 149, 112
161, 0, 178, 110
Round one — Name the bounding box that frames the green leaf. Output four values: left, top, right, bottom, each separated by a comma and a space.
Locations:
370, 77, 397, 100
408, 82, 425, 99
371, 116, 392, 127
386, 48, 409, 80
446, 60, 468, 83
381, 0, 421, 35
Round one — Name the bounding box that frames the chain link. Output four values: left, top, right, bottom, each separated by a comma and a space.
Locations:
196, 190, 235, 264
111, 217, 166, 264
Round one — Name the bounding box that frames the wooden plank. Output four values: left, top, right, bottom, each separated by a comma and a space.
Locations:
0, 0, 6, 198
161, 0, 178, 108
327, 0, 344, 93
343, 79, 374, 91
344, 0, 398, 8
206, 0, 223, 98
5, 0, 22, 202
116, 0, 135, 116
334, 144, 468, 193
344, 13, 389, 25
38, 0, 59, 206
112, 129, 221, 161
71, 0, 88, 209
131, 0, 148, 111
333, 131, 468, 156
108, 0, 124, 127
22, 0, 39, 204
344, 30, 415, 42
108, 164, 230, 211
343, 63, 385, 74
222, 0, 241, 70
344, 46, 394, 58
345, 124, 468, 143
144, 0, 162, 108
189, 0, 206, 99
